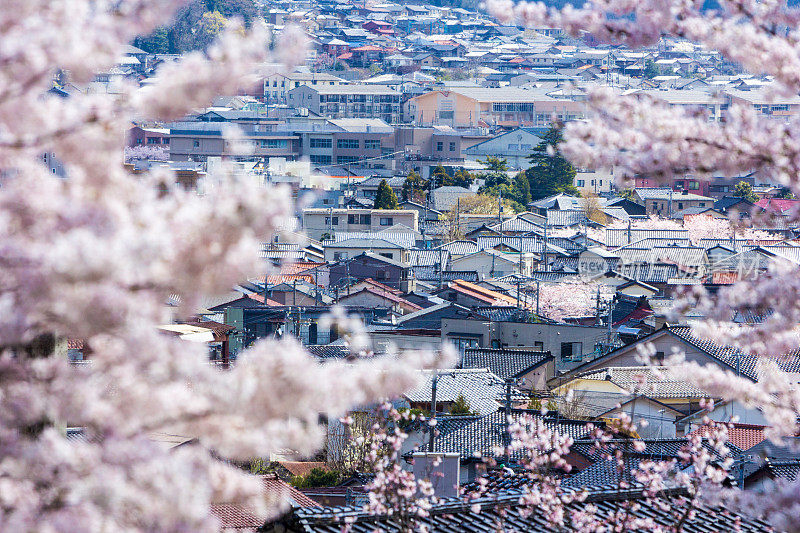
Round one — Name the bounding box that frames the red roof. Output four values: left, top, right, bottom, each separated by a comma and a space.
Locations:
755, 197, 799, 213
67, 339, 85, 350
690, 423, 766, 451
351, 45, 384, 52
211, 475, 319, 529
337, 52, 353, 60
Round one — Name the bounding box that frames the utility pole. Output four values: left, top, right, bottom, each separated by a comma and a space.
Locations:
536, 279, 540, 316
314, 268, 320, 306
503, 379, 513, 464
516, 279, 521, 309
543, 222, 548, 272
606, 295, 615, 351
428, 371, 439, 452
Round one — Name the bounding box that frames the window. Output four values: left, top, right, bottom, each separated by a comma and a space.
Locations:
337, 155, 359, 164
534, 341, 544, 351
439, 110, 454, 119
324, 216, 339, 225
147, 137, 160, 145
310, 154, 332, 165
378, 253, 393, 259
310, 138, 332, 148
520, 144, 531, 151
337, 139, 359, 149
436, 141, 443, 151
360, 214, 371, 225
449, 142, 456, 151
699, 202, 706, 207
193, 140, 200, 148
678, 202, 683, 210
260, 139, 287, 149
364, 139, 381, 150
376, 268, 388, 279
655, 351, 665, 364
689, 181, 699, 190
560, 342, 582, 360
348, 214, 356, 224
508, 144, 519, 151
453, 337, 479, 352
577, 180, 585, 187
333, 252, 348, 261
380, 217, 393, 226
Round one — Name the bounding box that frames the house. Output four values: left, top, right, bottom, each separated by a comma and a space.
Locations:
403, 368, 522, 416
441, 317, 611, 369
448, 249, 533, 279
323, 237, 409, 263
263, 71, 346, 103
463, 127, 542, 169
634, 188, 714, 216
302, 208, 418, 240
329, 252, 414, 293
550, 325, 800, 428
461, 347, 554, 390
337, 285, 421, 315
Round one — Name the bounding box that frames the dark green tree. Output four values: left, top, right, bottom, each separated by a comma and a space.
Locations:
642, 60, 659, 79
374, 179, 400, 209
525, 126, 579, 201
401, 170, 428, 202
449, 394, 476, 415
478, 156, 508, 173
734, 180, 759, 203
513, 172, 532, 205
431, 164, 450, 188
134, 27, 171, 54
290, 468, 340, 489
776, 187, 795, 199
452, 169, 474, 188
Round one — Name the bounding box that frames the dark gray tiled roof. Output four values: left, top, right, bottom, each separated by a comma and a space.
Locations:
286, 486, 771, 533
431, 410, 593, 461
462, 348, 552, 380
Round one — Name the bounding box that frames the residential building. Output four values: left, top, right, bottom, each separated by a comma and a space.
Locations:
287, 84, 402, 123
302, 208, 418, 240
408, 88, 586, 128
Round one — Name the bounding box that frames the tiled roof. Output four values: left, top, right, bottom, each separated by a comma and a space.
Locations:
606, 228, 690, 248
668, 326, 800, 379
488, 216, 543, 233
305, 345, 351, 360
546, 209, 587, 227
573, 366, 711, 399
211, 475, 319, 530
435, 240, 479, 256
287, 486, 771, 533
404, 369, 514, 416
413, 266, 479, 282
476, 235, 545, 254
431, 410, 593, 460
462, 348, 552, 380
407, 249, 450, 267
277, 461, 328, 478
690, 423, 766, 451
333, 232, 416, 248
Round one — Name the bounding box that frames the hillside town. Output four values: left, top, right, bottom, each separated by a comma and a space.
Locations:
15, 0, 800, 532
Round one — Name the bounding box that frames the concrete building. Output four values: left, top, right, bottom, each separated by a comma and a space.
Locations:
263, 72, 346, 104
287, 84, 402, 124
168, 122, 300, 162
302, 208, 418, 240
408, 87, 586, 128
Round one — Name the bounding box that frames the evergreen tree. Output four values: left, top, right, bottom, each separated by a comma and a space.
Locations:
401, 170, 428, 202
431, 164, 450, 188
734, 180, 759, 202
134, 27, 171, 54
524, 126, 579, 201
374, 179, 399, 209
513, 172, 532, 205
449, 393, 476, 415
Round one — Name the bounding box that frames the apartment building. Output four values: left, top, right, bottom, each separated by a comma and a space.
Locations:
263, 72, 346, 104
168, 122, 300, 162
302, 208, 418, 240
300, 118, 395, 169
287, 84, 402, 124
408, 87, 586, 128
725, 87, 800, 121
